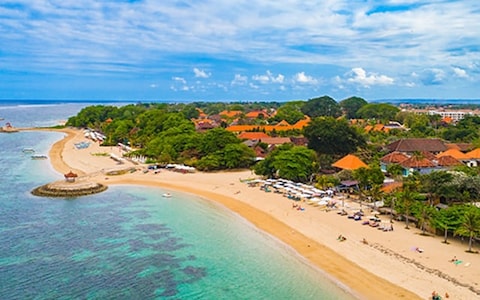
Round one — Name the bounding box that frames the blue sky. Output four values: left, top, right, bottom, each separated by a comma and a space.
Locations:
0, 0, 479, 102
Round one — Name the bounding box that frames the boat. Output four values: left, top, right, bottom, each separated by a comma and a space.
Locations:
31, 155, 48, 160
162, 193, 172, 198
22, 148, 35, 153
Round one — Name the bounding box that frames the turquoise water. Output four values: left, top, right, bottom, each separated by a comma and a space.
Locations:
0, 102, 356, 299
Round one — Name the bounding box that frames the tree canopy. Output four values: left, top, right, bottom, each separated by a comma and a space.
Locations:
254, 144, 317, 182
339, 96, 368, 119
356, 103, 400, 121
300, 96, 342, 118
304, 117, 366, 156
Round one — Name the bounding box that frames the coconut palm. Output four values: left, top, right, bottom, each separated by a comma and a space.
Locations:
455, 206, 480, 252
415, 202, 436, 235
397, 186, 415, 229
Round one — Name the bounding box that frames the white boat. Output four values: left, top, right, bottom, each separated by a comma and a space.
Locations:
31, 155, 48, 160
162, 193, 172, 198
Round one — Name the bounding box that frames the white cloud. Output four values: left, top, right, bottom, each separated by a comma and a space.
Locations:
252, 74, 270, 83
193, 67, 210, 78
172, 77, 186, 84
419, 68, 445, 85
452, 67, 468, 78
293, 72, 318, 84
1, 1, 480, 99
252, 70, 284, 84
171, 76, 190, 91
231, 74, 248, 85
249, 82, 259, 89
405, 82, 416, 87
346, 68, 394, 87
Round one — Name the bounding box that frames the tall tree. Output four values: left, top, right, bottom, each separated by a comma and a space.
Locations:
357, 103, 400, 121
396, 180, 419, 229
414, 202, 436, 235
301, 96, 342, 118
433, 206, 464, 244
272, 146, 318, 182
339, 96, 368, 119
419, 171, 453, 206
304, 117, 366, 156
272, 101, 306, 125
455, 206, 480, 252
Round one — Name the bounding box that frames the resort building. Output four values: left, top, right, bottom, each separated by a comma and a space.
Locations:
385, 138, 447, 155
404, 107, 480, 123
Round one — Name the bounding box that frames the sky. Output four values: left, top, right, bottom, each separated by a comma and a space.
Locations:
0, 0, 479, 102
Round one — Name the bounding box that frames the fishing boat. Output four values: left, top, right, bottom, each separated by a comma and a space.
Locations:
162, 193, 172, 198
31, 155, 48, 160
22, 148, 35, 153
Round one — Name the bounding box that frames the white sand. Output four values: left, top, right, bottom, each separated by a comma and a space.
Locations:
47, 128, 480, 300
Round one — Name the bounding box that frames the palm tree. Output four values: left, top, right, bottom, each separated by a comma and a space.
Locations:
416, 202, 436, 235
367, 183, 384, 210
455, 206, 480, 252
398, 188, 415, 229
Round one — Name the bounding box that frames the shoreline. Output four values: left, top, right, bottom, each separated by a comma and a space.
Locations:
46, 128, 480, 300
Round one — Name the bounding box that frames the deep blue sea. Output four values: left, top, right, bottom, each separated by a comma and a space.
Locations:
0, 101, 355, 299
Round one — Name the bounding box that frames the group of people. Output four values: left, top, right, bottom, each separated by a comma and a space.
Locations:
337, 234, 347, 242
292, 203, 305, 211
431, 290, 449, 299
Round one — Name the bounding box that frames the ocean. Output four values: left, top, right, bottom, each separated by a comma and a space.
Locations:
0, 101, 355, 299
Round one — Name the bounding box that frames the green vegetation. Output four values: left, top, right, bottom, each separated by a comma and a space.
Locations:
65, 97, 480, 250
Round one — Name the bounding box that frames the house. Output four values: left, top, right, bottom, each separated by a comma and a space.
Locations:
226, 117, 310, 134
445, 143, 474, 152
385, 138, 447, 155
219, 110, 243, 118
380, 150, 462, 176
245, 110, 270, 119
380, 151, 409, 173
437, 148, 469, 160
238, 132, 270, 140
465, 148, 480, 167
258, 137, 292, 146
399, 155, 437, 175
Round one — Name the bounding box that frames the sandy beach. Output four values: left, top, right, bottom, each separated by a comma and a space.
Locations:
46, 128, 480, 300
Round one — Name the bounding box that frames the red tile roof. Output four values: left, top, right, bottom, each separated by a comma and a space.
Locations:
245, 111, 269, 118
466, 148, 480, 159
219, 110, 243, 118
380, 151, 409, 164
400, 156, 436, 168
437, 148, 469, 160
258, 137, 292, 145
436, 155, 462, 167
238, 132, 270, 140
